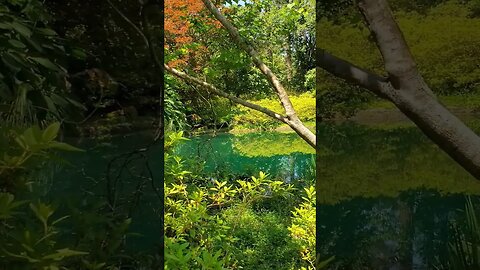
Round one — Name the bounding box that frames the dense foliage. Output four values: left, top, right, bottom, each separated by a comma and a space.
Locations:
164, 131, 318, 269
166, 0, 316, 130
0, 0, 85, 126
318, 0, 480, 119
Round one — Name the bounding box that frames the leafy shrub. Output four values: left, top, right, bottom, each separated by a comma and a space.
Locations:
0, 122, 82, 192
190, 97, 237, 129
289, 186, 317, 268
164, 131, 317, 269
0, 193, 88, 269
0, 123, 88, 269
222, 205, 301, 269
0, 123, 154, 269
0, 0, 85, 125
441, 197, 480, 269
288, 186, 333, 269
165, 75, 189, 131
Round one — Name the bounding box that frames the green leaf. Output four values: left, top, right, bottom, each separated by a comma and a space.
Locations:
49, 142, 84, 152
42, 248, 88, 261
43, 95, 59, 117
42, 122, 60, 142
0, 193, 27, 219
8, 39, 26, 48
50, 93, 69, 107
9, 21, 32, 37
29, 57, 60, 71
35, 28, 57, 36
30, 202, 54, 234
24, 36, 44, 53
14, 136, 26, 149
2, 53, 22, 73
317, 256, 334, 269
0, 23, 12, 30
20, 126, 40, 147
71, 48, 86, 60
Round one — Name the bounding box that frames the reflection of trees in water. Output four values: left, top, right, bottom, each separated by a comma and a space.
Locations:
176, 133, 314, 181
277, 155, 295, 183
317, 124, 480, 204
316, 124, 480, 269
318, 190, 469, 269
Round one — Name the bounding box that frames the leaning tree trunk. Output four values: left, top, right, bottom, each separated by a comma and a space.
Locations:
318, 0, 480, 179
164, 0, 316, 148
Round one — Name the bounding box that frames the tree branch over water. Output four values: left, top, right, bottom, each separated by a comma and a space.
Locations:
164, 64, 289, 124
317, 48, 390, 98
168, 0, 316, 147
318, 0, 480, 179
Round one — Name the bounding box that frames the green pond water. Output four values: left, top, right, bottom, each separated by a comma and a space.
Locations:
42, 130, 314, 252
317, 123, 480, 269
40, 132, 163, 252
175, 132, 315, 181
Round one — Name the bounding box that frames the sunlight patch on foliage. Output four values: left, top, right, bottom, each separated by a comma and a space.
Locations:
233, 92, 316, 130
232, 132, 315, 157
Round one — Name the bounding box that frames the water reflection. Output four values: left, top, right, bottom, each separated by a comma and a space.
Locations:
43, 132, 163, 252
317, 123, 480, 269
175, 132, 315, 181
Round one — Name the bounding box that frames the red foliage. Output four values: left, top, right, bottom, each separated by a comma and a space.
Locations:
165, 0, 221, 68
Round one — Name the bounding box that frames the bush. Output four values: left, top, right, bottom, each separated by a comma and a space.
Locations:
164, 131, 320, 269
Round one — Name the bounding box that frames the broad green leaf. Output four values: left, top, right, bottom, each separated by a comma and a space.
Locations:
2, 53, 22, 73
21, 126, 39, 147
36, 27, 57, 36
43, 95, 59, 117
49, 142, 84, 152
29, 202, 54, 226
65, 97, 87, 110
50, 93, 69, 106
24, 36, 44, 52
0, 23, 12, 30
42, 122, 60, 142
9, 21, 32, 37
8, 39, 26, 48
0, 193, 26, 219
29, 57, 60, 71
14, 136, 27, 149
71, 48, 86, 60
42, 248, 88, 261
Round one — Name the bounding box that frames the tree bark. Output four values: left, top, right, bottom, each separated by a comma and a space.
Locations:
318, 0, 480, 179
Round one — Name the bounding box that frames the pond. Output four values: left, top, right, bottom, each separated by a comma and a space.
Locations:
317, 122, 480, 269
175, 131, 315, 182
36, 131, 163, 252
39, 130, 314, 252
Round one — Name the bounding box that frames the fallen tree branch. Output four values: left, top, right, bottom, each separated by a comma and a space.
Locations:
165, 64, 288, 124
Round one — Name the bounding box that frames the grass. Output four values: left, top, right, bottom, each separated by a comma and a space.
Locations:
367, 94, 480, 110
